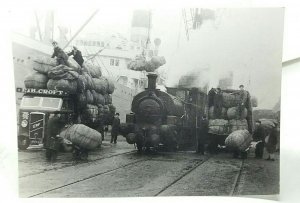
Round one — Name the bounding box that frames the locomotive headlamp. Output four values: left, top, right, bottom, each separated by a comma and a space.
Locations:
21, 120, 28, 128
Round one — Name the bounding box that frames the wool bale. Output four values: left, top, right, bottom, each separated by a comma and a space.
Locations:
222, 92, 239, 108
106, 78, 115, 94
104, 94, 112, 105
66, 57, 81, 72
33, 56, 58, 66
93, 77, 108, 94
126, 133, 136, 144
208, 119, 229, 135
77, 74, 87, 92
225, 130, 252, 151
91, 90, 105, 105
24, 72, 48, 89
83, 62, 102, 78
47, 79, 77, 93
60, 124, 102, 150
103, 105, 110, 114
85, 90, 94, 104
83, 72, 95, 90
48, 66, 79, 80
228, 119, 248, 133
259, 119, 276, 129
227, 107, 248, 120
81, 104, 99, 123
150, 56, 166, 67
33, 62, 55, 74
76, 93, 87, 109
108, 104, 116, 115
209, 106, 227, 119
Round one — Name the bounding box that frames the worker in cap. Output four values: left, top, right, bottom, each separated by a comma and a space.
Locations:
68, 46, 84, 67
51, 41, 69, 65
197, 114, 208, 155
237, 85, 248, 119
111, 113, 120, 144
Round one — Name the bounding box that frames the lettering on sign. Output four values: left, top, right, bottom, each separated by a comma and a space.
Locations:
17, 88, 67, 96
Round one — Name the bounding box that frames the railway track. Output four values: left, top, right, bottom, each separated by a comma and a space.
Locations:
19, 150, 136, 178
20, 151, 247, 197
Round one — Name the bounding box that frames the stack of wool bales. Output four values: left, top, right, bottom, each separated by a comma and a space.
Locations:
128, 55, 166, 72
24, 56, 116, 125
25, 56, 81, 93
78, 62, 116, 125
208, 91, 249, 135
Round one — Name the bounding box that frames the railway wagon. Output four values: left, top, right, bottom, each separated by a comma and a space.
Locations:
121, 73, 207, 152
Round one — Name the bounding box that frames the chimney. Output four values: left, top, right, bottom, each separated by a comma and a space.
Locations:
147, 73, 157, 90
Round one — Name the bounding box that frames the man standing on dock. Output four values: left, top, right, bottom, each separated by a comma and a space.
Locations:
111, 113, 120, 144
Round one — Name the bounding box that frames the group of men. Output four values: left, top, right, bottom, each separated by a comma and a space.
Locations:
51, 41, 84, 67
253, 120, 279, 161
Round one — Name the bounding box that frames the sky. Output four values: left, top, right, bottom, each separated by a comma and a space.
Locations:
9, 8, 287, 109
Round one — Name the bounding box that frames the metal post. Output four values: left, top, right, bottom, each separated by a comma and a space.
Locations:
63, 10, 99, 50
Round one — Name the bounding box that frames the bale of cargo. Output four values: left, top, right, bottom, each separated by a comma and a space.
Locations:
104, 94, 112, 105
209, 106, 227, 119
227, 107, 248, 120
33, 56, 58, 67
33, 62, 55, 74
47, 79, 77, 94
103, 105, 110, 114
126, 133, 136, 144
259, 119, 276, 129
222, 92, 239, 108
93, 77, 108, 94
106, 78, 115, 94
150, 56, 166, 67
66, 57, 81, 72
85, 90, 94, 104
208, 119, 229, 135
24, 72, 48, 89
228, 119, 248, 133
225, 130, 252, 151
83, 62, 102, 78
83, 72, 95, 90
108, 104, 116, 115
60, 124, 102, 150
77, 74, 87, 92
48, 68, 79, 80
77, 93, 87, 108
92, 90, 105, 105
82, 104, 99, 123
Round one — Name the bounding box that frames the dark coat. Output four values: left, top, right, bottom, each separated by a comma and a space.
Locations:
46, 116, 65, 138
253, 125, 266, 142
111, 116, 120, 135
199, 119, 209, 141
68, 49, 84, 66
51, 47, 68, 61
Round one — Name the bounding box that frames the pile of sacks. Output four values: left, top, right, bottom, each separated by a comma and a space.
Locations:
24, 56, 116, 125
128, 55, 166, 72
208, 91, 250, 135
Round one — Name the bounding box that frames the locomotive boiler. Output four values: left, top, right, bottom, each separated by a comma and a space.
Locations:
121, 73, 207, 152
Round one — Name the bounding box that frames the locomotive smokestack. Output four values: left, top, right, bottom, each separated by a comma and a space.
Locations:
147, 73, 157, 90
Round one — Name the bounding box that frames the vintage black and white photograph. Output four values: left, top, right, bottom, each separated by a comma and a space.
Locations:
10, 7, 282, 198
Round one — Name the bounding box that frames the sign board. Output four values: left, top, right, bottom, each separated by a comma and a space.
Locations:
16, 88, 69, 96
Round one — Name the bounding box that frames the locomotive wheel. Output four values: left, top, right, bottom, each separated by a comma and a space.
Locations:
18, 136, 30, 150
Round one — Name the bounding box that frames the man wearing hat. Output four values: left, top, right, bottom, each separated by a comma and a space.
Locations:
68, 46, 84, 67
51, 41, 69, 65
237, 84, 248, 119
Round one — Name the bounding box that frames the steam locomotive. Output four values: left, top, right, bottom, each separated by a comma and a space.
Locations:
121, 73, 207, 152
